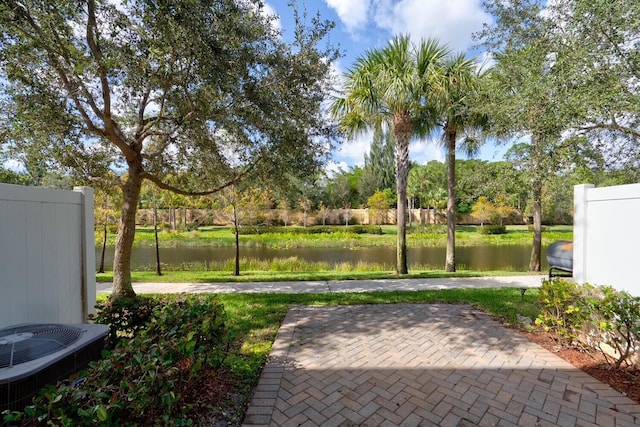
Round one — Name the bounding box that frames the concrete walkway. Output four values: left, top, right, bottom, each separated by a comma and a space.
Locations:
243, 304, 640, 427
96, 275, 544, 295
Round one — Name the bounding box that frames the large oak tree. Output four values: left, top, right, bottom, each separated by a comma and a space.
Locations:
0, 0, 338, 299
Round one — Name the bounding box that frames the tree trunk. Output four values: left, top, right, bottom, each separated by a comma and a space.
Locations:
445, 129, 457, 272
233, 205, 240, 276
98, 220, 107, 274
111, 170, 143, 300
153, 195, 162, 277
394, 119, 410, 275
529, 178, 542, 271
529, 134, 543, 272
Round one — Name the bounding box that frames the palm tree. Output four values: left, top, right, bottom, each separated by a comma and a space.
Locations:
331, 35, 449, 274
434, 54, 488, 272
427, 187, 447, 224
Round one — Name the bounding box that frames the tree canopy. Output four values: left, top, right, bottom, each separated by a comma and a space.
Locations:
0, 0, 338, 298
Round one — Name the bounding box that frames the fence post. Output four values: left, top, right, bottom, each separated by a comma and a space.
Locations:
74, 186, 95, 321
573, 184, 593, 284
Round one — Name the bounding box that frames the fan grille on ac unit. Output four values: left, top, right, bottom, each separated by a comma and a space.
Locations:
0, 324, 83, 369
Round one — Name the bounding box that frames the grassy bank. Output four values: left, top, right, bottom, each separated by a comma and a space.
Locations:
97, 224, 573, 249
96, 267, 540, 283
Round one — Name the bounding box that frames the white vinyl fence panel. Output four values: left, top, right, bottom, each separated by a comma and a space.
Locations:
573, 183, 640, 296
0, 184, 95, 326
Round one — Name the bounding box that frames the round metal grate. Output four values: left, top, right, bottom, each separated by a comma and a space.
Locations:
0, 324, 83, 369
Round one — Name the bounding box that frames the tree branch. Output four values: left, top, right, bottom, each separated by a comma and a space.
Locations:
141, 153, 266, 197
86, 0, 111, 124
578, 121, 640, 139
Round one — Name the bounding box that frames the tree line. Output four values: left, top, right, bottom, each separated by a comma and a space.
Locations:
1, 0, 639, 298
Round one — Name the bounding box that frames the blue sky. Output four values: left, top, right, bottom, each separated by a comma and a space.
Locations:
263, 0, 510, 172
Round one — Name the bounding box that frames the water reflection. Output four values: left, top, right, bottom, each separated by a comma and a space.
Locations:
97, 245, 549, 272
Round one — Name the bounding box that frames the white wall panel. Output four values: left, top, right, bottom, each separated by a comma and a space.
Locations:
573, 183, 640, 296
0, 184, 94, 326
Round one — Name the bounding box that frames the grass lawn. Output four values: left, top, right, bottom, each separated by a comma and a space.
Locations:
216, 288, 540, 382
95, 287, 539, 422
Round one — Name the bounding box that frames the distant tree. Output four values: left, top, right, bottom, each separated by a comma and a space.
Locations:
215, 185, 268, 276
0, 0, 338, 299
278, 200, 290, 227
357, 167, 383, 205
493, 194, 517, 226
0, 167, 28, 185
427, 187, 447, 225
364, 124, 396, 191
367, 189, 394, 225
471, 196, 494, 227
318, 202, 330, 226
297, 198, 312, 227
95, 181, 120, 274
328, 170, 357, 209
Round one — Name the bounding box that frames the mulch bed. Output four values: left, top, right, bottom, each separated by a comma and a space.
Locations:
515, 328, 640, 404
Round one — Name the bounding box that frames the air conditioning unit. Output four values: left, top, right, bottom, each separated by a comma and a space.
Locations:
0, 323, 109, 412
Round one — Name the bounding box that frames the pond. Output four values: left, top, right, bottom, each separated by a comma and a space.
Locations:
97, 244, 551, 272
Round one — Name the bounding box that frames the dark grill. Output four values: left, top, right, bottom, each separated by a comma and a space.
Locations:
547, 240, 573, 279
0, 325, 82, 369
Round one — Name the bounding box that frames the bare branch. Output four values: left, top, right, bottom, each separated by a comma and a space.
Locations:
141, 153, 266, 196
578, 122, 640, 139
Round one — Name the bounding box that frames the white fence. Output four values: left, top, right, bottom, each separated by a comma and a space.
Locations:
0, 184, 95, 326
573, 183, 640, 296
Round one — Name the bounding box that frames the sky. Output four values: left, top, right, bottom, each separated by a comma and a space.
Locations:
263, 0, 510, 173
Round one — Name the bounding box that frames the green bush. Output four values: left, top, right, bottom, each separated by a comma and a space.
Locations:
535, 278, 593, 339
535, 279, 640, 368
588, 287, 640, 368
6, 295, 228, 426
477, 225, 507, 235
92, 296, 156, 348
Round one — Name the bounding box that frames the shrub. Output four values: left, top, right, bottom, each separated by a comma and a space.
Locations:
477, 225, 507, 235
6, 295, 228, 426
535, 278, 592, 340
535, 280, 640, 368
588, 287, 640, 368
92, 296, 156, 348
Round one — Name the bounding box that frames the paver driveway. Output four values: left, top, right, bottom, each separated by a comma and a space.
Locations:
242, 304, 640, 426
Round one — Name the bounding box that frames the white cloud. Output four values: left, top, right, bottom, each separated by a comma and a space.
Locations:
261, 2, 283, 32
410, 138, 445, 164
333, 132, 446, 171
334, 129, 373, 167
325, 0, 372, 33
324, 159, 350, 177
373, 0, 491, 53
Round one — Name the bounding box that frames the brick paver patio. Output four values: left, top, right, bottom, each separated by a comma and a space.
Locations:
242, 304, 640, 426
